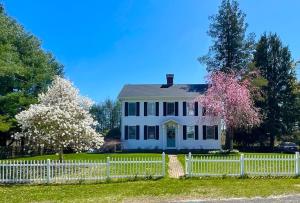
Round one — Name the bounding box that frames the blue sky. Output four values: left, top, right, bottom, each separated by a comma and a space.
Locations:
2, 0, 300, 102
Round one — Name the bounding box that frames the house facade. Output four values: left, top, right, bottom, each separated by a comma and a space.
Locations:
118, 74, 221, 150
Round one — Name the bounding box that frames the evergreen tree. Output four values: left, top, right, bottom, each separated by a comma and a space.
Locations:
254, 33, 298, 147
199, 0, 255, 74
0, 5, 63, 145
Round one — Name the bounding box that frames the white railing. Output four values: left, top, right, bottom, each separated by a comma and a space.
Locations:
0, 153, 165, 184
185, 152, 300, 177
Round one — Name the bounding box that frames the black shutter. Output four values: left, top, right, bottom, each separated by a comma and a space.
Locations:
194, 102, 198, 116
125, 102, 128, 116
136, 125, 140, 140
183, 102, 187, 116
136, 102, 140, 116
203, 125, 207, 140
144, 125, 148, 140
202, 107, 206, 116
195, 125, 199, 140
175, 102, 178, 116
214, 125, 218, 140
183, 125, 187, 140
163, 102, 166, 116
155, 126, 159, 140
125, 125, 128, 140
144, 102, 147, 116
155, 102, 159, 116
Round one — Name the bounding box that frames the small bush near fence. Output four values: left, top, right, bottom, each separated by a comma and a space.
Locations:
0, 153, 166, 184
185, 152, 300, 177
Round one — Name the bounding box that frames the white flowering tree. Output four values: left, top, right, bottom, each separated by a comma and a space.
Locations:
14, 76, 104, 160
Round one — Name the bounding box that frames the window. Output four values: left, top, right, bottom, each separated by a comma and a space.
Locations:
206, 126, 215, 139
147, 102, 156, 116
187, 102, 195, 116
187, 126, 195, 139
128, 103, 136, 116
147, 126, 156, 139
128, 126, 136, 139
167, 102, 175, 116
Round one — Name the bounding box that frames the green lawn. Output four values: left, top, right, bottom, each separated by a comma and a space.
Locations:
1, 178, 300, 202
10, 152, 164, 161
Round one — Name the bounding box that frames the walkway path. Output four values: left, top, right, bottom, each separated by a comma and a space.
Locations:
168, 155, 185, 178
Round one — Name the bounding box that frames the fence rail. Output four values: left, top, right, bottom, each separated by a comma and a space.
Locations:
185, 152, 300, 177
0, 153, 165, 184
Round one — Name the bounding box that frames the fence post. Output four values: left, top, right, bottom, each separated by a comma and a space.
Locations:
295, 152, 299, 176
240, 154, 244, 176
162, 152, 165, 177
106, 157, 110, 179
188, 152, 192, 177
46, 159, 51, 183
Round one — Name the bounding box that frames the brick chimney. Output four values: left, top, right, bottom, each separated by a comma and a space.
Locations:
166, 74, 174, 86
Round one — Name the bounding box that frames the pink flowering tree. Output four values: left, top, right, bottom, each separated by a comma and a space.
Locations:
197, 71, 261, 150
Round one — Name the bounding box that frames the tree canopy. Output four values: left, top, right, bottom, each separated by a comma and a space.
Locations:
0, 5, 63, 144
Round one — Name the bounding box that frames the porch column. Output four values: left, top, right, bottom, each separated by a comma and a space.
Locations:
162, 124, 166, 150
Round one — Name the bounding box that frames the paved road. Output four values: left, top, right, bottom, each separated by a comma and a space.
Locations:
176, 194, 300, 203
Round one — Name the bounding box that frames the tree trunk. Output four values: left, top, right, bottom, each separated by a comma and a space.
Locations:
59, 146, 64, 161
270, 133, 275, 149
225, 128, 234, 150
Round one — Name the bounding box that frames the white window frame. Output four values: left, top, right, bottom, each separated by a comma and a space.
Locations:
206, 126, 215, 140
128, 126, 136, 139
187, 126, 195, 139
147, 102, 156, 116
147, 126, 156, 140
187, 102, 195, 116
166, 102, 175, 116
128, 102, 136, 116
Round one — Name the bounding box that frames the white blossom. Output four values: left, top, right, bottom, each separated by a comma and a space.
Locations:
14, 76, 104, 155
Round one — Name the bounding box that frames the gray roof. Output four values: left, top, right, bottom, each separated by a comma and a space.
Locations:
118, 84, 208, 99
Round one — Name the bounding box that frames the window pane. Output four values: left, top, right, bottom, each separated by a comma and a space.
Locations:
148, 126, 156, 139
167, 102, 175, 115
206, 126, 215, 139
187, 126, 194, 139
147, 102, 155, 116
128, 126, 136, 139
128, 103, 136, 116
187, 102, 195, 116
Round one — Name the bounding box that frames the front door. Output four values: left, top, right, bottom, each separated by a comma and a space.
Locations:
167, 126, 176, 148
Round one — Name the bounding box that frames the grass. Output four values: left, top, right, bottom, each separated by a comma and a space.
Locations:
1, 178, 300, 202
9, 152, 164, 161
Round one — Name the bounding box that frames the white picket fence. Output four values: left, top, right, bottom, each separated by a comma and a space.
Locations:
0, 153, 166, 184
185, 152, 300, 177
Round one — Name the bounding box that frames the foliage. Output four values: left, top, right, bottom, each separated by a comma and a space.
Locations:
0, 5, 63, 141
90, 99, 121, 136
14, 77, 104, 160
199, 0, 255, 73
197, 71, 261, 149
253, 33, 298, 147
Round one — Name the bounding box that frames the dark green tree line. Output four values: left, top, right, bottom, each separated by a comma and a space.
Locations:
0, 5, 63, 145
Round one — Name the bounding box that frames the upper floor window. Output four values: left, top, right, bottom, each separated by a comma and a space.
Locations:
147, 102, 156, 116
166, 102, 175, 116
187, 126, 195, 139
206, 126, 215, 139
128, 102, 136, 116
187, 102, 195, 116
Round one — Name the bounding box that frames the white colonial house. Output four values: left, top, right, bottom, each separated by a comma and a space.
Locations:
118, 74, 221, 150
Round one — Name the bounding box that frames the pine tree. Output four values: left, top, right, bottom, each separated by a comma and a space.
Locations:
254, 33, 298, 147
199, 0, 255, 74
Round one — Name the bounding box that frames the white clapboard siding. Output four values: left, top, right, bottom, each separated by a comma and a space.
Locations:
0, 153, 165, 184
186, 152, 300, 177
